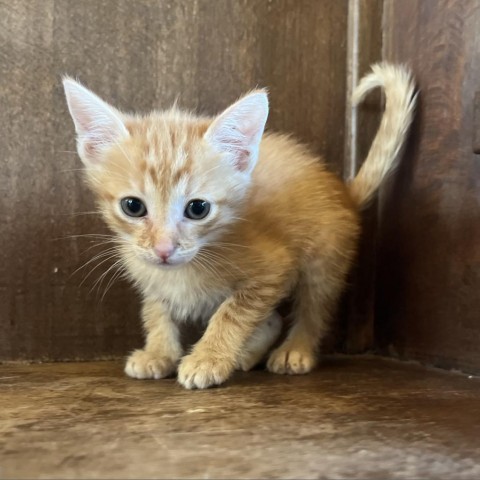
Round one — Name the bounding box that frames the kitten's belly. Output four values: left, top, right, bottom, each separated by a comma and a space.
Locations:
137, 264, 231, 323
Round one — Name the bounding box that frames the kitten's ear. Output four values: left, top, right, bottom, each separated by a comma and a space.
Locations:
62, 77, 129, 165
205, 90, 269, 174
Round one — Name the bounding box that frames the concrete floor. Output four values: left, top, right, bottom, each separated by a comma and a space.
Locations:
1, 356, 480, 479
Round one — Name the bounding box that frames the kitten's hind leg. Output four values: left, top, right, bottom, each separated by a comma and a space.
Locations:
236, 312, 282, 372
267, 248, 353, 375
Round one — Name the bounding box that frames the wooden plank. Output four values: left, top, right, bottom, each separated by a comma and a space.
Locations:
2, 358, 480, 478
340, 0, 383, 353
0, 0, 350, 360
378, 0, 480, 373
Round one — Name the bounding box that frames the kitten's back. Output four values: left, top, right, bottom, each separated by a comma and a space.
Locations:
240, 132, 358, 252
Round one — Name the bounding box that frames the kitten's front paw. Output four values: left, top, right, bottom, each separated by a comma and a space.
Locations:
177, 351, 235, 389
267, 345, 317, 375
125, 349, 177, 380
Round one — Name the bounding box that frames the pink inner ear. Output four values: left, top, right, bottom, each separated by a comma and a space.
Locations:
82, 139, 106, 158
78, 126, 124, 163
63, 78, 129, 164
234, 148, 251, 172
205, 91, 269, 173
83, 142, 97, 157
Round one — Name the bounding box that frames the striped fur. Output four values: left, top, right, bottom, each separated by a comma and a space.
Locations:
63, 63, 416, 389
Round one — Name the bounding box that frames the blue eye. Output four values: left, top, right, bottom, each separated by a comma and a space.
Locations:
120, 197, 147, 217
184, 199, 211, 220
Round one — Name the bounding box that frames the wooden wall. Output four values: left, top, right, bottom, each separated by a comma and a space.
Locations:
377, 0, 480, 373
0, 0, 350, 360
341, 0, 383, 353
8, 0, 476, 373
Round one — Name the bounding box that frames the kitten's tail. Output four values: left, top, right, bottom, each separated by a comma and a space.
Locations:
348, 63, 417, 208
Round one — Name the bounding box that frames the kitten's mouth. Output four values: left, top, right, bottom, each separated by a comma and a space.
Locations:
143, 254, 191, 269
151, 258, 183, 268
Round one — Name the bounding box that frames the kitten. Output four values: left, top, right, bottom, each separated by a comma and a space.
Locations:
63, 63, 415, 389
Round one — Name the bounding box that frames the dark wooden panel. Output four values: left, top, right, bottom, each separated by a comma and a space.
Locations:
0, 0, 349, 360
255, 0, 349, 174
341, 0, 383, 353
378, 0, 480, 373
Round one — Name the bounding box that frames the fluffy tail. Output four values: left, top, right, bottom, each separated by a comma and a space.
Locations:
348, 63, 417, 208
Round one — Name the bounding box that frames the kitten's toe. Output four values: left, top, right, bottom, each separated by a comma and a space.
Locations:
178, 352, 234, 389
267, 346, 317, 375
125, 349, 177, 379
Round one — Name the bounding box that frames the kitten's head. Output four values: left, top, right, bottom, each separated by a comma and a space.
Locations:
63, 79, 268, 268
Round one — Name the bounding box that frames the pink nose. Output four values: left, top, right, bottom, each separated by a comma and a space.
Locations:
153, 239, 176, 262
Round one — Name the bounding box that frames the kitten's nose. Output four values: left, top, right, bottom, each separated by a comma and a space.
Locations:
153, 239, 176, 262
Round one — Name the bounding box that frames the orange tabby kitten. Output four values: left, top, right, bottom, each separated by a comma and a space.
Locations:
63, 63, 415, 389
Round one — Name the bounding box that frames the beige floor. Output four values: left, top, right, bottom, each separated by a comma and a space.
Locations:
2, 356, 480, 479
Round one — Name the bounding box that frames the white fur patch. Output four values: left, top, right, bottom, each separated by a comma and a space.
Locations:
127, 257, 231, 322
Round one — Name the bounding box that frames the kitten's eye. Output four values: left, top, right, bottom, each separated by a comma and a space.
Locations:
184, 199, 211, 220
120, 197, 147, 217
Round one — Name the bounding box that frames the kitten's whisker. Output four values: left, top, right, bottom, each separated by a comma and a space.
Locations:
203, 244, 263, 263
84, 247, 121, 263
193, 256, 223, 281
209, 241, 254, 250
80, 254, 120, 288
91, 258, 124, 297
78, 243, 117, 257
58, 168, 87, 173
70, 247, 121, 280
229, 216, 249, 223
202, 163, 227, 177
79, 240, 125, 256
113, 139, 136, 169
75, 249, 121, 286
92, 164, 134, 182
108, 161, 136, 177
209, 247, 263, 262
53, 233, 117, 241
202, 247, 262, 272
74, 247, 120, 267
195, 248, 248, 277
196, 250, 246, 276
198, 255, 225, 279
100, 263, 127, 302
55, 211, 100, 217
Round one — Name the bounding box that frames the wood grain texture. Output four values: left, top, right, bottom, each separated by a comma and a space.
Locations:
378, 0, 480, 373
340, 0, 383, 353
2, 357, 480, 479
0, 0, 349, 360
